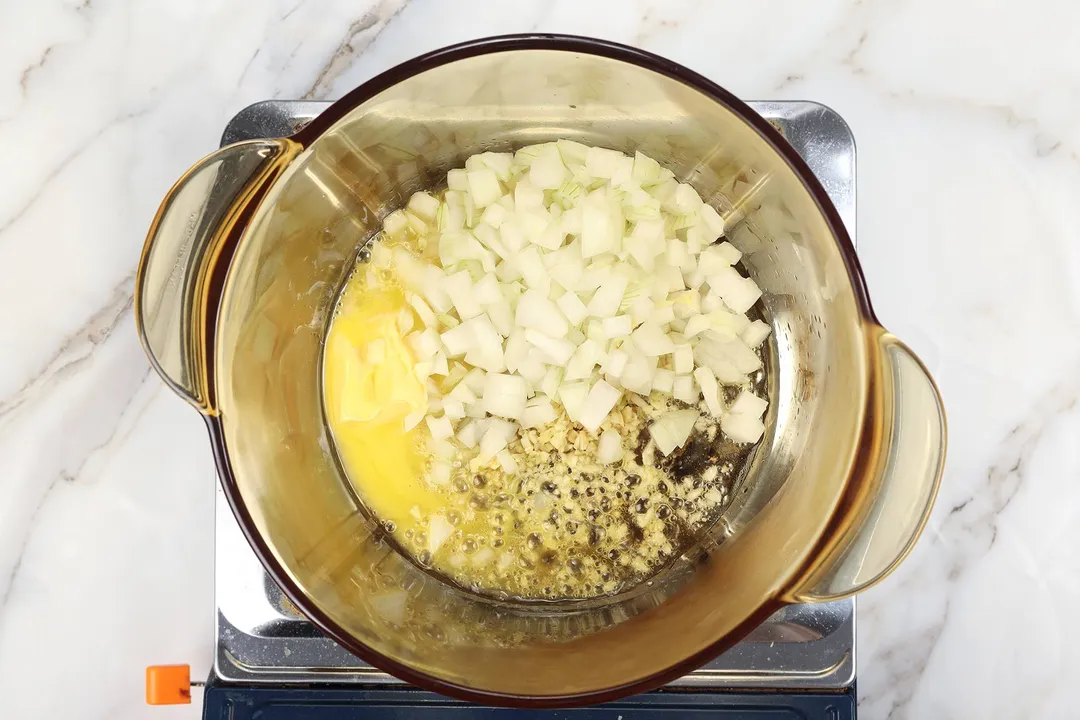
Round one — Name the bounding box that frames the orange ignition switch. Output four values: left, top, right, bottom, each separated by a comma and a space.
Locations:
145, 664, 193, 705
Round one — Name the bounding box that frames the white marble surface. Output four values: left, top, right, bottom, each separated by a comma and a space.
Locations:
1, 0, 1078, 717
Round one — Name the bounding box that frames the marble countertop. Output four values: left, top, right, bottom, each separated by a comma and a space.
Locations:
2, 1, 1078, 717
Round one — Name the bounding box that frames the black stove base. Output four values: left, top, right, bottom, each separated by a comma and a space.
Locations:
202, 678, 855, 719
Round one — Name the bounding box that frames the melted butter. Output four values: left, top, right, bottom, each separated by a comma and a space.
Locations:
323, 273, 442, 533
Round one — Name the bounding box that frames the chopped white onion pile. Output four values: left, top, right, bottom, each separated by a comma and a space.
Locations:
381, 143, 772, 470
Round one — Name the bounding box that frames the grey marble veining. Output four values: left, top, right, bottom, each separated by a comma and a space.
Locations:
1, 1, 1078, 718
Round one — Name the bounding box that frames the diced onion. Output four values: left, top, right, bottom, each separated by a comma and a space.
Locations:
602, 314, 632, 338
650, 409, 698, 455
524, 329, 575, 365
383, 210, 408, 237
721, 413, 765, 444
482, 373, 528, 420
477, 419, 517, 463
673, 375, 697, 404
521, 398, 557, 429
597, 428, 623, 464
578, 380, 621, 433
630, 322, 675, 357
426, 415, 454, 441
428, 515, 454, 553
693, 367, 723, 416
673, 344, 694, 374
558, 381, 590, 422
372, 145, 770, 470
516, 289, 568, 337
467, 169, 502, 207
741, 319, 772, 348
497, 449, 520, 474
699, 204, 726, 237
653, 368, 674, 393
407, 191, 440, 220
730, 389, 768, 418
587, 275, 628, 318
556, 290, 589, 326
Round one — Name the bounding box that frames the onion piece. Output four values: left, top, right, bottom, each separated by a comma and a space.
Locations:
619, 351, 653, 395
482, 373, 528, 420
699, 204, 726, 237
497, 449, 519, 474
477, 419, 517, 463
585, 147, 623, 178
730, 389, 768, 418
431, 350, 449, 376
521, 398, 557, 429
467, 169, 502, 207
516, 289, 568, 337
631, 322, 676, 356
581, 192, 619, 258
403, 409, 426, 432
408, 191, 440, 220
480, 203, 508, 229
632, 151, 662, 184
557, 139, 590, 165
652, 368, 674, 393
556, 290, 589, 326
472, 273, 502, 305
428, 460, 452, 487
524, 329, 575, 365
588, 275, 629, 318
443, 399, 465, 420
601, 348, 629, 379
741, 319, 772, 348
602, 314, 632, 338
406, 328, 441, 360
721, 413, 765, 444
428, 515, 454, 553
597, 428, 623, 464
694, 367, 724, 416
558, 381, 591, 423
672, 344, 694, 375
694, 337, 757, 381
441, 270, 482, 320
383, 210, 408, 237
530, 152, 568, 190
673, 375, 698, 404
565, 339, 604, 381
540, 367, 562, 398
472, 547, 495, 567
708, 266, 762, 314
579, 380, 621, 433
516, 351, 548, 386
698, 245, 738, 274
409, 294, 437, 328
456, 419, 483, 448
503, 330, 529, 373
485, 301, 514, 337
650, 409, 698, 455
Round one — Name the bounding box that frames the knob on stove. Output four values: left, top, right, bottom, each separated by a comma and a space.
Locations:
145, 664, 204, 705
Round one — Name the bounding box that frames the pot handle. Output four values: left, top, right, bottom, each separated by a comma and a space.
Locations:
135, 139, 297, 414
785, 329, 946, 602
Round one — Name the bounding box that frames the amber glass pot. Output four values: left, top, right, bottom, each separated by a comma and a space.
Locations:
135, 35, 945, 706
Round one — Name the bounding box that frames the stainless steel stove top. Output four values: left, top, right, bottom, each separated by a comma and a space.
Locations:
213, 99, 857, 691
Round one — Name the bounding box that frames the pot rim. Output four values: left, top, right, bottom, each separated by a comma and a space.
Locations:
211, 33, 874, 707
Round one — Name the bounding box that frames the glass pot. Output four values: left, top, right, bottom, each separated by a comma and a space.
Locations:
135, 35, 945, 707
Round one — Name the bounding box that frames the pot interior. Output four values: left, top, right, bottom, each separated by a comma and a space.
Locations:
213, 43, 868, 700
